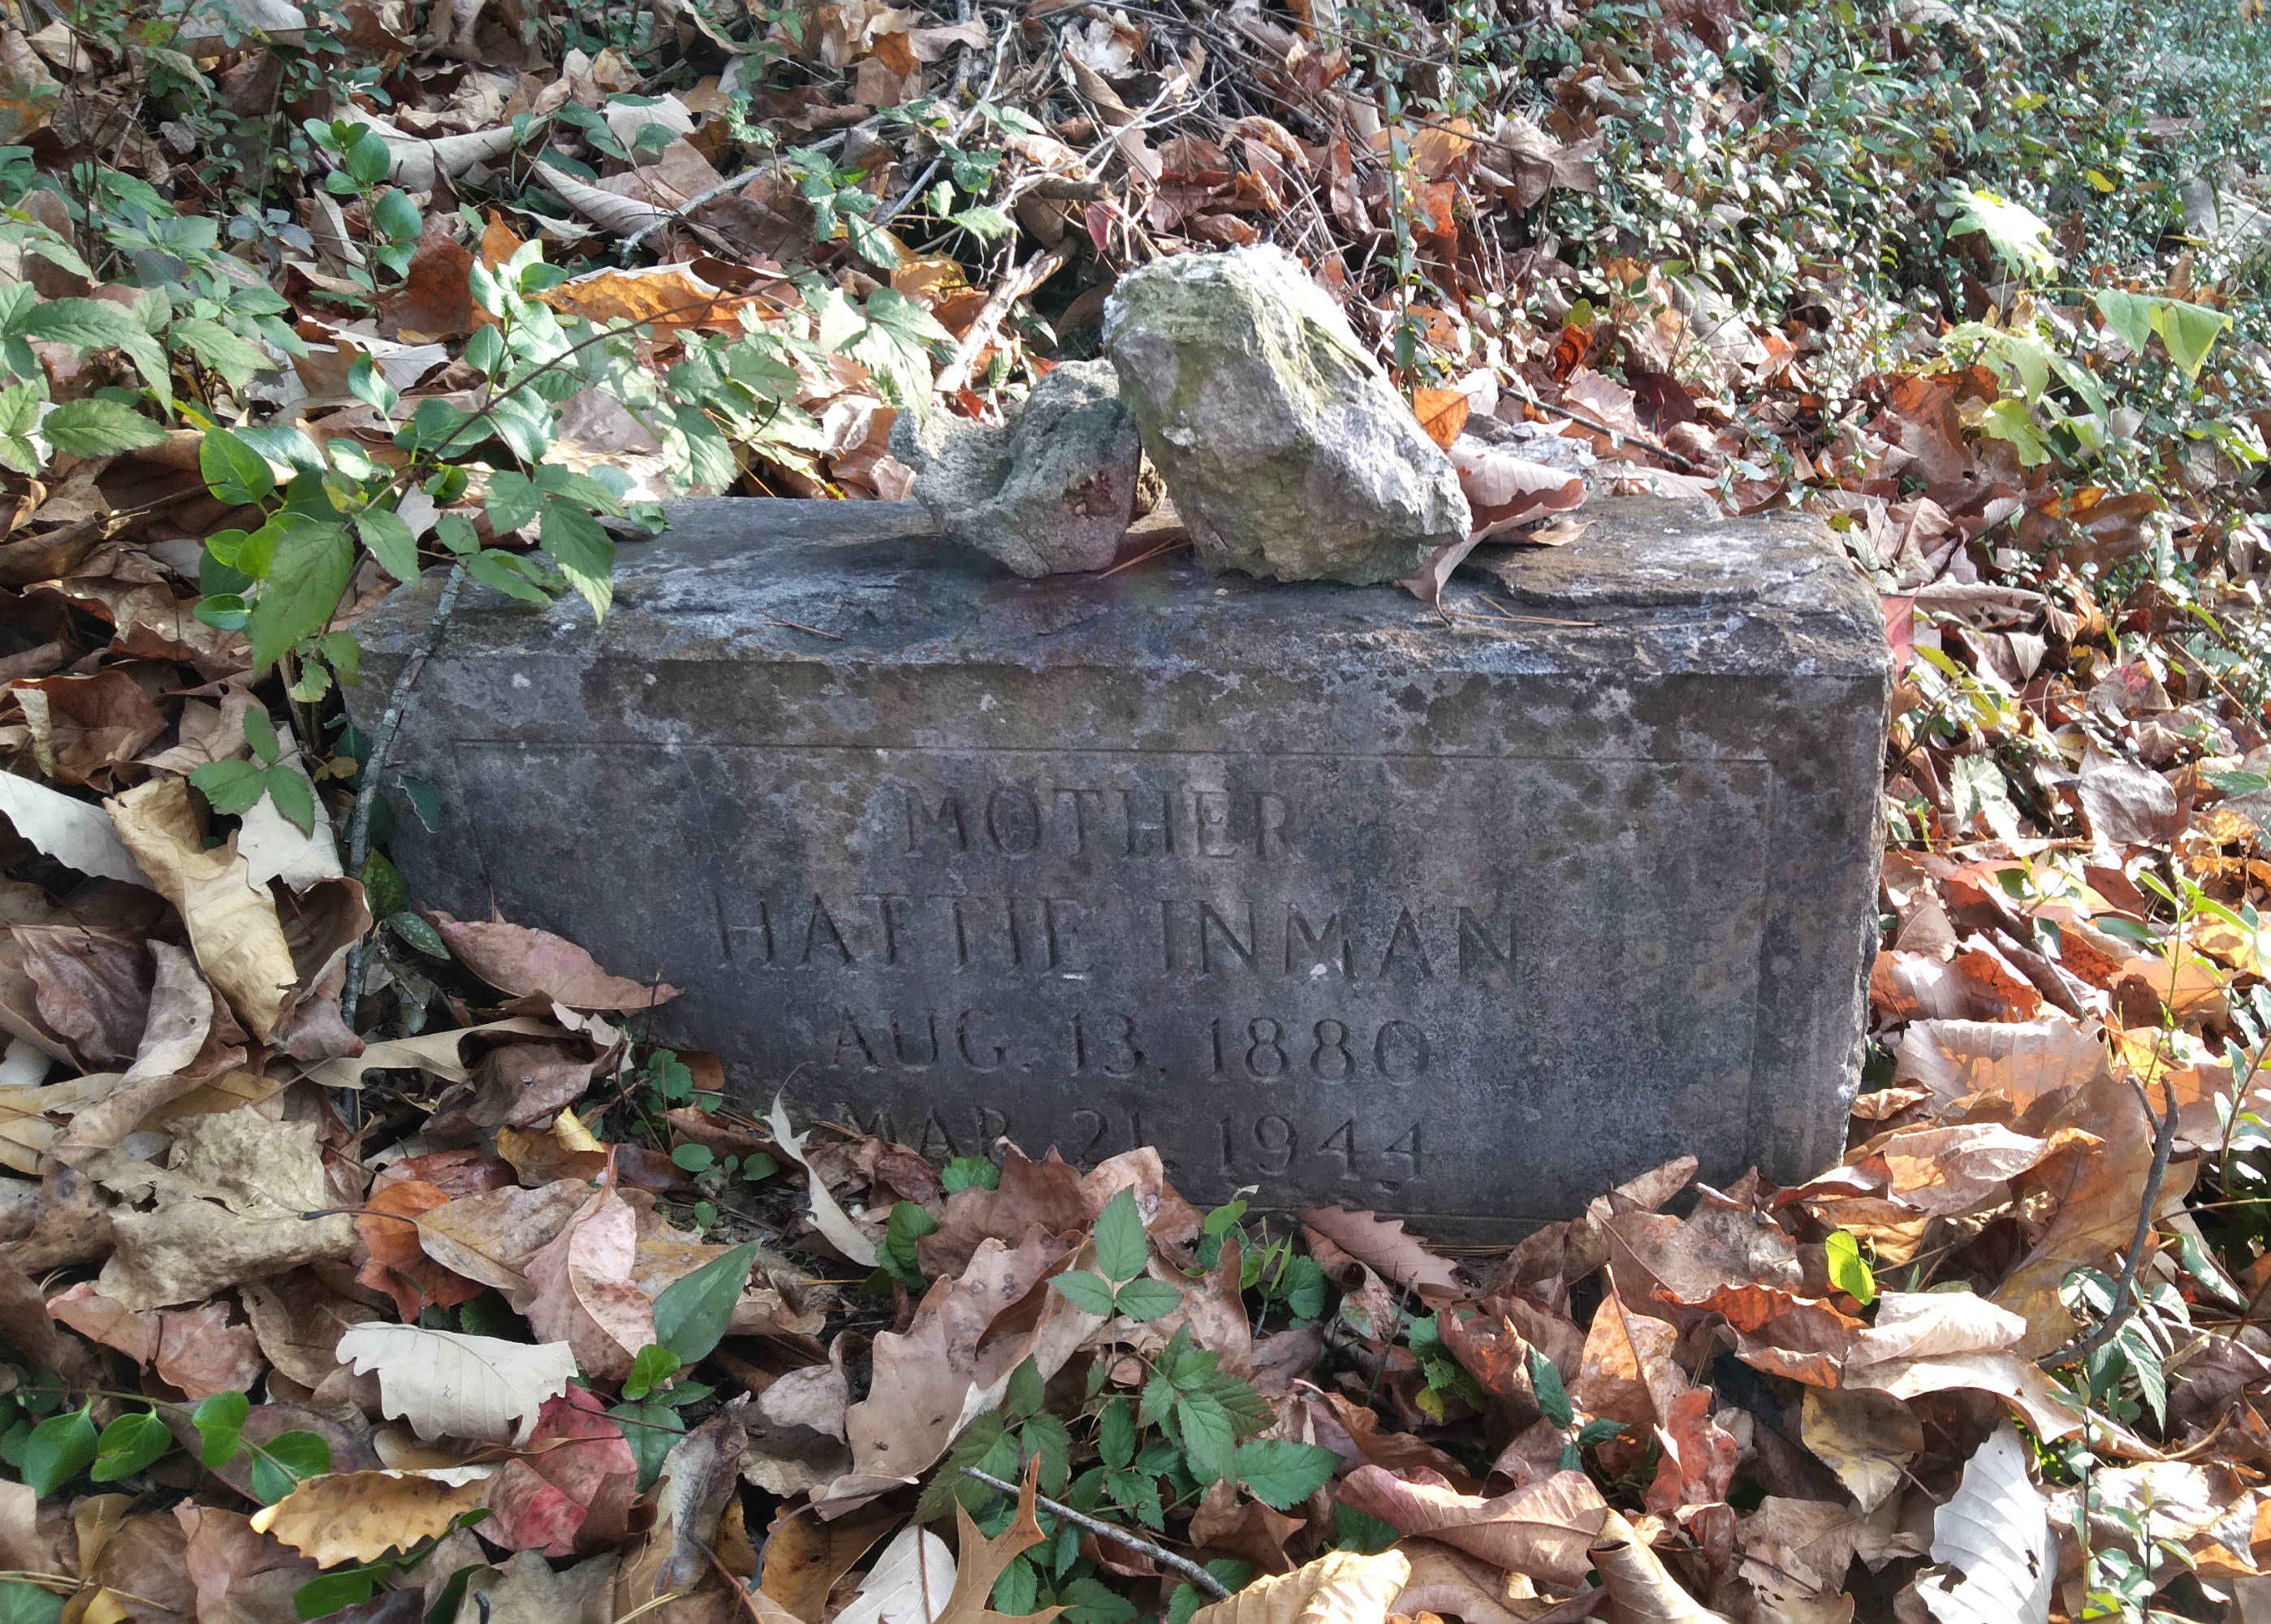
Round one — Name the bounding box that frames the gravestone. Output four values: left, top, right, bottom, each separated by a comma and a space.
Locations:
355, 496, 1889, 1239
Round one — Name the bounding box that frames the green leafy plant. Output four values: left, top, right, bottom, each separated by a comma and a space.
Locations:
1050, 1189, 1181, 1322
609, 1242, 757, 1486
192, 706, 320, 834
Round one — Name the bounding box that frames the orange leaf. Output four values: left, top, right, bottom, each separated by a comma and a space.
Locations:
1412, 387, 1470, 450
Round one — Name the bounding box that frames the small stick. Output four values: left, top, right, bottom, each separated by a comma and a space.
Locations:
1097, 533, 1190, 578
934, 248, 1069, 395
761, 616, 844, 640
960, 1467, 1229, 1598
2071, 1075, 2181, 1363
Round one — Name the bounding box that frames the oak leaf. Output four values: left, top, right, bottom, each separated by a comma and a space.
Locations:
1293, 1207, 1461, 1305
249, 1469, 489, 1566
334, 1322, 578, 1445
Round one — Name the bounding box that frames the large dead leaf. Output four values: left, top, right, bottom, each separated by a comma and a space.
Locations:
0, 771, 152, 888
1335, 1467, 1608, 1589
412, 1177, 591, 1294
1186, 1549, 1411, 1624
425, 911, 683, 1011
335, 1323, 579, 1444
250, 1469, 490, 1566
91, 1108, 354, 1310
1910, 1424, 2052, 1624
512, 1180, 653, 1381
1294, 1207, 1462, 1304
106, 777, 299, 1040
1591, 1508, 1725, 1622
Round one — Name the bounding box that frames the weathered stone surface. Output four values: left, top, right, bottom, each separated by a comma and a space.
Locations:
1103, 247, 1470, 584
890, 360, 1148, 578
355, 495, 1889, 1239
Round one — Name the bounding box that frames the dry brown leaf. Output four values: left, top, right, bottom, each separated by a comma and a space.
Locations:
250, 1469, 490, 1566
1798, 1388, 1922, 1514
1294, 1207, 1462, 1305
1335, 1467, 1608, 1589
1412, 388, 1471, 450
533, 160, 671, 237
1447, 438, 1588, 542
1187, 1549, 1412, 1624
412, 1177, 591, 1294
425, 910, 683, 1011
106, 777, 299, 1041
939, 1459, 1061, 1624
1590, 1509, 1726, 1623
335, 1323, 578, 1444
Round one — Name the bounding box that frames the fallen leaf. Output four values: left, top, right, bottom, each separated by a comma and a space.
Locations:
1187, 1549, 1411, 1624
513, 1180, 654, 1381
1336, 1467, 1608, 1589
250, 1469, 490, 1566
0, 771, 152, 888
1798, 1388, 1921, 1514
1294, 1207, 1462, 1305
830, 1523, 956, 1624
481, 1386, 639, 1556
1413, 388, 1471, 450
769, 1094, 879, 1267
1910, 1424, 2051, 1624
425, 911, 683, 1011
335, 1323, 579, 1445
1590, 1508, 1725, 1622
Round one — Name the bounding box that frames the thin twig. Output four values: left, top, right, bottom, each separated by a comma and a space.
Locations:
1519, 400, 1703, 473
2070, 1074, 2181, 1363
340, 561, 467, 1026
1097, 533, 1190, 577
960, 1468, 1228, 1598
934, 248, 1069, 395
760, 616, 844, 640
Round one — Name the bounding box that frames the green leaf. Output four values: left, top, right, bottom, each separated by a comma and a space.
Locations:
1233, 1439, 1338, 1510
1093, 1187, 1148, 1283
943, 1155, 999, 1193
20, 299, 168, 405
1824, 1229, 1876, 1305
243, 704, 281, 763
423, 1566, 479, 1624
1098, 1397, 1135, 1470
1058, 1577, 1138, 1624
622, 1343, 683, 1402
249, 521, 353, 673
249, 1429, 333, 1505
1004, 1357, 1045, 1419
89, 1410, 172, 1482
538, 498, 615, 623
610, 1399, 683, 1492
1049, 1270, 1118, 1316
386, 910, 449, 958
0, 1585, 63, 1624
172, 318, 271, 390
201, 425, 278, 507
318, 629, 362, 687
485, 469, 540, 535
372, 188, 422, 244
1112, 1278, 1183, 1322
1277, 1256, 1327, 1323
41, 397, 165, 457
1526, 1346, 1573, 1429
463, 549, 553, 605
190, 758, 268, 816
880, 1199, 941, 1289
671, 1142, 715, 1173
2151, 298, 2230, 380
261, 767, 318, 836
293, 1567, 382, 1620
1174, 1393, 1237, 1485
650, 1239, 760, 1363
865, 286, 956, 349
951, 205, 1015, 242
843, 212, 901, 271
1332, 1503, 1399, 1554
991, 1553, 1040, 1616
193, 1391, 249, 1468
1945, 184, 2057, 279
2094, 288, 2157, 354
1574, 1419, 1629, 1447
355, 508, 420, 583
2208, 770, 2270, 797
20, 1406, 97, 1497
1021, 1411, 1071, 1495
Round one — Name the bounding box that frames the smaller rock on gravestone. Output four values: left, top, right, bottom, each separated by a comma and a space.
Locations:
1103, 244, 1470, 584
891, 359, 1154, 579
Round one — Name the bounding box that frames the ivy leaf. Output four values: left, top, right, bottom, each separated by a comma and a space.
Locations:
292, 1568, 383, 1620
193, 1391, 249, 1468
650, 1239, 759, 1363
611, 1399, 684, 1492
1233, 1439, 1338, 1510
1049, 1270, 1118, 1316
21, 1406, 97, 1496
1093, 1187, 1149, 1283
41, 397, 165, 457
90, 1410, 172, 1482
249, 1430, 333, 1505
943, 1155, 1000, 1193
249, 520, 353, 672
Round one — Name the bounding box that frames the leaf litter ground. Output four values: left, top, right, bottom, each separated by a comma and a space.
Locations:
0, 0, 2269, 1614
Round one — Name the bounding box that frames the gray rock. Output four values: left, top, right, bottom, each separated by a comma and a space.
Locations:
1103, 246, 1470, 584
891, 360, 1146, 578
355, 495, 1889, 1241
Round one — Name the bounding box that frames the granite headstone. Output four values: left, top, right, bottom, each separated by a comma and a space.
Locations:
355, 496, 1889, 1239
